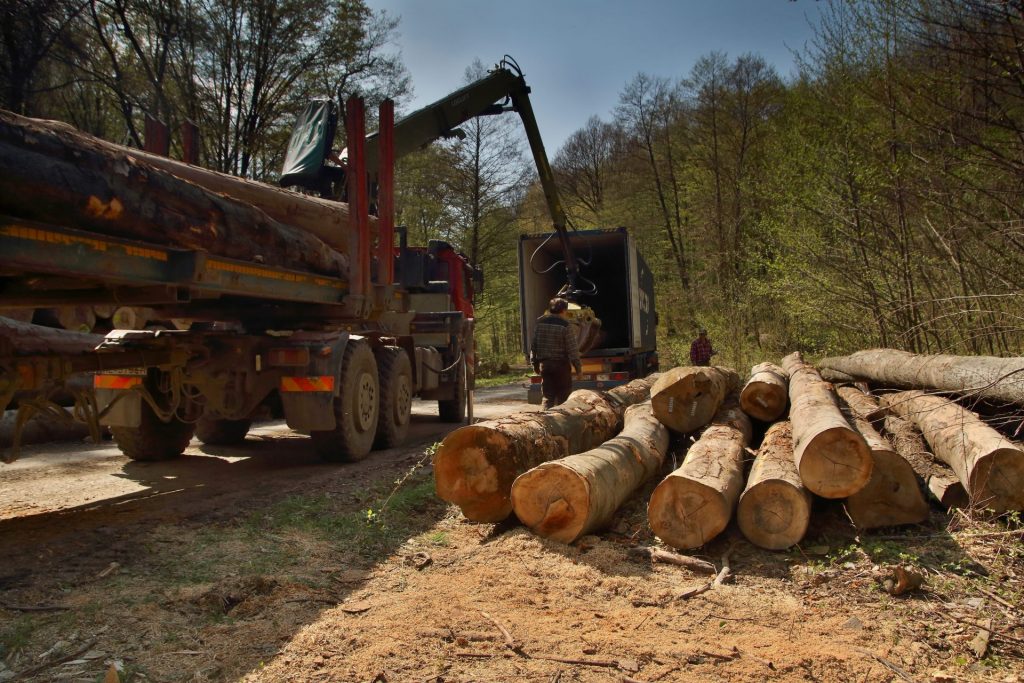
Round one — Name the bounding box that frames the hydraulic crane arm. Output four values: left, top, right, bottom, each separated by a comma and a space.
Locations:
365, 57, 580, 296
282, 57, 581, 296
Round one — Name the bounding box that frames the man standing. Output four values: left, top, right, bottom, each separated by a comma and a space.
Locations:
689, 328, 716, 366
530, 297, 582, 409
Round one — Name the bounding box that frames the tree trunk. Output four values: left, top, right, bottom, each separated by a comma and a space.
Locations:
820, 349, 1024, 406
647, 402, 751, 549
780, 352, 872, 498
650, 366, 740, 434
0, 316, 103, 356
0, 110, 347, 277
836, 386, 929, 529
434, 376, 660, 523
879, 390, 1024, 512
736, 421, 811, 550
881, 412, 969, 509
510, 401, 668, 543
34, 307, 97, 333
739, 362, 788, 422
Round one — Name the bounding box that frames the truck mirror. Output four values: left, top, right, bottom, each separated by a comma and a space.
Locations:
472, 267, 484, 294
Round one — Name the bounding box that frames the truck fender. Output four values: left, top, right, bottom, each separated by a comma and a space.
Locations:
280, 332, 354, 432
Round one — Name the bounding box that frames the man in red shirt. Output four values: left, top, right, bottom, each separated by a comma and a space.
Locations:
689, 328, 716, 366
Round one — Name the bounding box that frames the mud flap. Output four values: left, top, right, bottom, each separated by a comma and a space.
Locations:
281, 392, 336, 431
96, 388, 141, 428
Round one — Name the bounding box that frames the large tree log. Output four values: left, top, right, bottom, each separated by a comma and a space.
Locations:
0, 317, 103, 357
780, 352, 873, 498
881, 412, 969, 509
1, 110, 372, 256
0, 110, 346, 277
650, 366, 740, 434
647, 401, 752, 549
434, 375, 660, 523
820, 349, 1024, 406
510, 401, 669, 543
736, 421, 811, 550
879, 391, 1024, 512
836, 386, 929, 529
739, 362, 789, 422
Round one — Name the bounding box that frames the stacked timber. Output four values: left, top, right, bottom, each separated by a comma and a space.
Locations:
780, 352, 873, 499
836, 386, 929, 529
820, 349, 1024, 406
0, 109, 349, 277
882, 411, 969, 509
510, 401, 668, 543
879, 391, 1024, 513
433, 374, 660, 523
737, 421, 811, 550
647, 401, 752, 549
650, 366, 740, 434
740, 362, 789, 422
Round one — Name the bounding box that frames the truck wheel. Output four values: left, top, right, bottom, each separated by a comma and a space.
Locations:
195, 417, 252, 446
311, 340, 379, 462
111, 404, 195, 461
374, 346, 412, 449
438, 358, 466, 423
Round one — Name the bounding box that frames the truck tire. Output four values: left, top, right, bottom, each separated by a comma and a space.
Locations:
195, 417, 252, 446
111, 404, 195, 461
374, 346, 412, 449
311, 340, 379, 462
438, 358, 466, 423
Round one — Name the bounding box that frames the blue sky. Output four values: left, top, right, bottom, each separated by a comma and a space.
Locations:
364, 0, 826, 153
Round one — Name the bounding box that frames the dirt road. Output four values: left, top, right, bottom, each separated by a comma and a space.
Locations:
1, 384, 1021, 682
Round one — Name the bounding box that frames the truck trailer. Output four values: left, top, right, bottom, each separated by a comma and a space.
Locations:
520, 227, 658, 403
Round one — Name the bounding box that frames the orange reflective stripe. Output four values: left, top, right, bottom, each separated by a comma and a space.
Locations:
279, 376, 335, 392
93, 375, 143, 389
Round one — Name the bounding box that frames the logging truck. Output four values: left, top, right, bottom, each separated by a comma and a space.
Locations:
0, 57, 615, 463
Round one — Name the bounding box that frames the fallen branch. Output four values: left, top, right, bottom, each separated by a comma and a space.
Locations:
627, 546, 716, 574
481, 611, 518, 651
854, 648, 917, 683
0, 602, 68, 612
713, 544, 735, 587
15, 639, 98, 679
533, 655, 620, 668
674, 583, 712, 601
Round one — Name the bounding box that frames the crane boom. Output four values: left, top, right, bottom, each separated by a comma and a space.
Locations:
281, 57, 582, 296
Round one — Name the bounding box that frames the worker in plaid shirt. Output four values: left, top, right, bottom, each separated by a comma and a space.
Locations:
689, 328, 716, 366
530, 297, 582, 408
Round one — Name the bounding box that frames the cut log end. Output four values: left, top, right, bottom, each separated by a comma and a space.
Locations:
739, 380, 788, 422
433, 426, 513, 523
845, 450, 929, 529
736, 480, 811, 550
647, 478, 729, 550
510, 465, 589, 543
971, 448, 1024, 513
799, 426, 873, 499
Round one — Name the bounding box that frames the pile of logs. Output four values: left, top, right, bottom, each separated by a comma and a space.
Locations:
434, 349, 1024, 553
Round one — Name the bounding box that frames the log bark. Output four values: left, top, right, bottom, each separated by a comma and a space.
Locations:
836, 386, 929, 529
879, 390, 1024, 512
820, 349, 1024, 406
0, 110, 346, 277
34, 307, 97, 333
881, 412, 969, 509
647, 402, 752, 549
780, 352, 873, 498
0, 317, 103, 356
736, 421, 811, 550
510, 401, 669, 543
0, 110, 373, 256
434, 375, 660, 523
650, 366, 740, 434
739, 362, 789, 422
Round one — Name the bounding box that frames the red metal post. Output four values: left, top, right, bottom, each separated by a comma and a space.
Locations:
181, 120, 200, 165
378, 99, 395, 286
345, 97, 371, 301
144, 114, 170, 157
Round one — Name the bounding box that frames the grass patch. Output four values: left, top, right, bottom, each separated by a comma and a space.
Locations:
0, 615, 37, 659
474, 372, 529, 388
